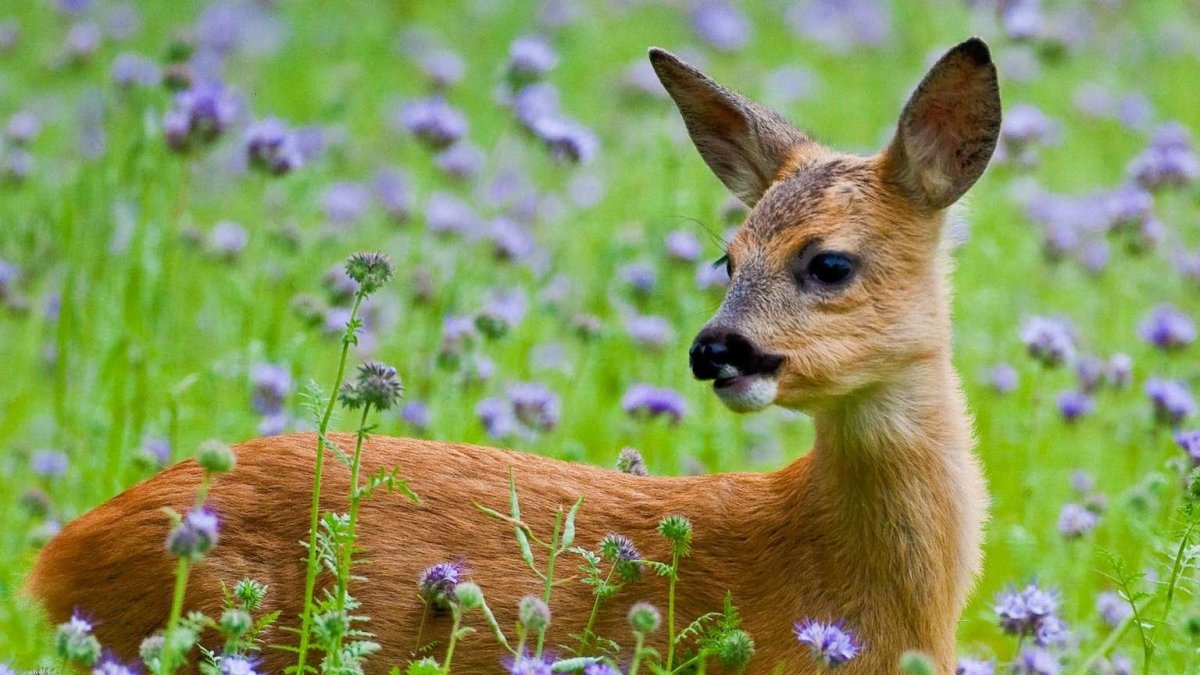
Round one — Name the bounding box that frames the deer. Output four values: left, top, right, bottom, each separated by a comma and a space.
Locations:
28, 37, 999, 673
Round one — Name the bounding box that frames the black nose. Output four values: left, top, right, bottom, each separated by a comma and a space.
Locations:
689, 328, 783, 381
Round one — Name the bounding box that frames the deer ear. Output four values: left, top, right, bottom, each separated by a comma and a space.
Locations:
649, 48, 813, 207
883, 37, 1001, 211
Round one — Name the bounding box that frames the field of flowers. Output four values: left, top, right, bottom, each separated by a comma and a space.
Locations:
1, 0, 1199, 672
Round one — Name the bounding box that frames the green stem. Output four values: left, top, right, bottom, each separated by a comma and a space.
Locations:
442, 608, 463, 674
535, 510, 563, 657
628, 632, 645, 675
159, 557, 191, 675
579, 566, 617, 654
331, 405, 373, 658
671, 652, 704, 673
296, 292, 365, 674
665, 551, 679, 670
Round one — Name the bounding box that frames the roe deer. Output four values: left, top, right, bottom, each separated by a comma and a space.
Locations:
29, 38, 1000, 673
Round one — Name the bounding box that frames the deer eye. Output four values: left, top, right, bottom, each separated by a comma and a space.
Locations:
806, 252, 855, 286
714, 253, 732, 278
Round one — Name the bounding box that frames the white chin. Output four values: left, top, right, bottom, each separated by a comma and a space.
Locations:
713, 374, 778, 413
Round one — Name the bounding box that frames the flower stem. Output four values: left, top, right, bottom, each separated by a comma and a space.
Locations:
535, 509, 563, 658
579, 565, 616, 654
629, 632, 645, 675
665, 550, 679, 670
296, 292, 365, 674
159, 557, 191, 675
442, 607, 463, 675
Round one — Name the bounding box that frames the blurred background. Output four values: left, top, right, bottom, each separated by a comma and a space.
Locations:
0, 0, 1198, 670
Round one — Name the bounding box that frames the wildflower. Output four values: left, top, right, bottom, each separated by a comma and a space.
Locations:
506, 653, 554, 675
425, 192, 478, 236
487, 217, 536, 262
1146, 378, 1196, 425
402, 401, 430, 430
64, 22, 102, 63
218, 655, 259, 675
398, 97, 467, 150
531, 116, 597, 164
583, 664, 620, 675
250, 363, 291, 416
658, 514, 693, 556
690, 1, 750, 53
322, 181, 371, 226
166, 508, 220, 561
1107, 353, 1132, 388
111, 52, 161, 88
518, 595, 551, 631
234, 578, 267, 610
1056, 390, 1094, 423
511, 82, 560, 131
1128, 122, 1198, 190
715, 629, 756, 669
625, 315, 674, 349
477, 398, 518, 439
454, 581, 484, 610
420, 49, 465, 89
1177, 430, 1200, 464
794, 618, 860, 668
955, 658, 995, 675
1012, 646, 1060, 675
785, 0, 891, 52
345, 251, 394, 295
209, 221, 248, 260
1074, 356, 1106, 393
244, 117, 303, 176
696, 260, 731, 290
1019, 316, 1075, 367
418, 561, 462, 608
508, 382, 560, 432
986, 364, 1018, 394
31, 449, 68, 477
55, 612, 101, 666
616, 447, 647, 476
995, 582, 1060, 639
1096, 591, 1132, 628
507, 35, 557, 85
219, 608, 252, 639
196, 439, 235, 474
666, 230, 703, 262
1057, 503, 1097, 539
6, 111, 40, 145
373, 168, 412, 223
1138, 304, 1196, 350
163, 80, 238, 152
92, 659, 136, 675
1000, 104, 1057, 163
628, 601, 661, 633
340, 361, 404, 411
436, 142, 484, 181
138, 634, 165, 665
621, 384, 686, 423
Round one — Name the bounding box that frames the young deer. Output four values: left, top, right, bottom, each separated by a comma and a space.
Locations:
29, 38, 999, 673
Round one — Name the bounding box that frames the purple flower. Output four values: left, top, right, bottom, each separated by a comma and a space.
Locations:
166, 508, 219, 561
1107, 353, 1132, 388
995, 582, 1059, 636
209, 221, 248, 259
398, 97, 467, 150
617, 447, 647, 476
666, 230, 703, 262
621, 384, 686, 424
625, 315, 674, 349
420, 49, 465, 89
529, 116, 597, 164
142, 437, 171, 466
0, 20, 16, 53
477, 398, 518, 439
622, 60, 669, 100
508, 382, 560, 432
1001, 104, 1057, 159
1073, 356, 1106, 393
218, 655, 259, 675
6, 111, 40, 145
110, 52, 161, 88
785, 0, 890, 52
32, 450, 69, 478
955, 658, 995, 675
583, 664, 620, 675
426, 192, 478, 236
1138, 304, 1196, 350
794, 618, 860, 668
64, 22, 102, 63
1069, 470, 1094, 494
1056, 390, 1094, 423
988, 363, 1019, 394
761, 65, 818, 109
1057, 503, 1097, 539
507, 35, 557, 83
322, 182, 371, 226
696, 261, 730, 290
164, 80, 239, 152
373, 168, 413, 223
478, 288, 528, 334
619, 261, 657, 293
511, 82, 560, 131
1096, 591, 1132, 628
1077, 238, 1109, 274
418, 561, 463, 609
402, 401, 430, 430
245, 118, 303, 176
505, 653, 554, 675
1002, 0, 1043, 41
92, 659, 136, 675
436, 142, 484, 181
1176, 430, 1200, 464
690, 1, 750, 52
250, 363, 291, 416
1020, 316, 1076, 367
1013, 647, 1060, 675
1103, 183, 1153, 231
1128, 122, 1198, 190
1146, 378, 1197, 426
488, 218, 537, 262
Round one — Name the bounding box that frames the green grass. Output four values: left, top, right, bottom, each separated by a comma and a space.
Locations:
1, 0, 1199, 670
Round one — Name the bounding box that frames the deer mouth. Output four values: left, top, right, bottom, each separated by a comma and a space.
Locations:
713, 368, 779, 412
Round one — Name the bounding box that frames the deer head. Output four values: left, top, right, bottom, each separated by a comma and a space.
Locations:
651, 38, 1001, 414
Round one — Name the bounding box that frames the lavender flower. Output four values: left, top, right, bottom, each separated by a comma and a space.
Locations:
1000, 104, 1057, 162
398, 97, 467, 150
55, 612, 101, 666
1128, 122, 1199, 190
988, 363, 1019, 394
435, 142, 484, 181
690, 1, 750, 52
622, 384, 686, 423
1013, 647, 1060, 675
417, 561, 463, 609
1020, 316, 1076, 367
111, 52, 161, 88
1057, 503, 1097, 538
477, 398, 518, 439
401, 401, 430, 430
955, 658, 995, 675
93, 660, 136, 675
794, 618, 860, 668
322, 181, 371, 226
1002, 0, 1043, 41
209, 221, 248, 260
218, 655, 259, 675
529, 116, 597, 164
373, 167, 413, 223
425, 192, 478, 236
505, 653, 554, 675
166, 508, 219, 561
508, 382, 560, 431
419, 49, 465, 89
6, 111, 40, 145
583, 664, 620, 675
250, 363, 291, 416
1146, 378, 1197, 426
477, 288, 528, 336
32, 449, 68, 477
600, 533, 643, 581
617, 447, 647, 476
1096, 591, 1132, 628
164, 80, 238, 152
1138, 304, 1196, 350
488, 217, 536, 262
666, 230, 703, 262
1056, 390, 1095, 423
625, 315, 674, 349
1107, 353, 1132, 388
785, 0, 890, 52
245, 117, 303, 176
619, 261, 657, 293
507, 35, 557, 84
995, 582, 1063, 644
64, 22, 102, 63
1176, 430, 1200, 464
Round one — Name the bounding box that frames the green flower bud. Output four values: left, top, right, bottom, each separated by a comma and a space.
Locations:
899, 650, 935, 675
455, 581, 484, 611
627, 601, 661, 634
518, 595, 551, 631
219, 608, 252, 640
196, 439, 235, 474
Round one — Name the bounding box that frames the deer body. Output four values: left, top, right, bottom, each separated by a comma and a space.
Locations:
29, 39, 1000, 673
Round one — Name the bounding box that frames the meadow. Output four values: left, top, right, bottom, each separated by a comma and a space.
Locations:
1, 0, 1199, 672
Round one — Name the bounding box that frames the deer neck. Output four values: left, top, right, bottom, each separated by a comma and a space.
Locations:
793, 352, 985, 614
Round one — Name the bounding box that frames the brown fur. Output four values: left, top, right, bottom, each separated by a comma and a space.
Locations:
28, 39, 1001, 673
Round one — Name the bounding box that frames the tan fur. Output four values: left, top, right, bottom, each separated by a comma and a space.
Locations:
28, 40, 1001, 674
